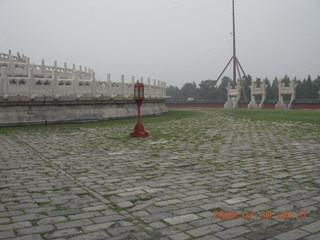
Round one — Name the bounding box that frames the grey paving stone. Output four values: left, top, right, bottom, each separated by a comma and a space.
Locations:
0, 218, 10, 224
0, 221, 32, 231
117, 201, 134, 208
92, 215, 125, 223
168, 232, 191, 240
163, 214, 200, 225
107, 226, 140, 235
225, 197, 249, 205
0, 231, 15, 239
7, 234, 43, 240
300, 221, 320, 233
17, 224, 55, 235
215, 226, 251, 239
55, 219, 93, 229
247, 197, 271, 206
274, 229, 310, 240
82, 222, 116, 232
44, 228, 82, 239
187, 224, 224, 237
68, 231, 110, 240
12, 213, 47, 222
49, 209, 81, 217
305, 232, 320, 240
37, 216, 68, 225
155, 199, 183, 207
160, 224, 194, 235
200, 202, 225, 210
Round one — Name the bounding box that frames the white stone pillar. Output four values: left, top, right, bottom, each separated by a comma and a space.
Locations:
153, 79, 156, 96
79, 65, 82, 80
147, 78, 151, 97
64, 62, 67, 79
52, 65, 58, 98
131, 76, 135, 96
41, 59, 45, 77
91, 71, 96, 97
121, 75, 125, 97
73, 70, 79, 96
28, 68, 36, 98
26, 57, 30, 73
107, 73, 111, 96
8, 50, 13, 76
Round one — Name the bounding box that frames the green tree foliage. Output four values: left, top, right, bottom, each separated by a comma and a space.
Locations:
198, 80, 218, 100
270, 77, 279, 100
265, 78, 272, 100
166, 85, 182, 100
241, 75, 251, 101
181, 82, 199, 100
217, 76, 232, 100
166, 74, 319, 101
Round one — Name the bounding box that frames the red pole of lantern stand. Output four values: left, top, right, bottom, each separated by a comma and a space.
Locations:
130, 82, 149, 138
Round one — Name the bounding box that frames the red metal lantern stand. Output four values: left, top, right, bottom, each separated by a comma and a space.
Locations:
129, 82, 149, 138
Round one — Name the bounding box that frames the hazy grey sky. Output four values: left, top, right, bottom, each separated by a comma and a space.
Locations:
1, 0, 319, 87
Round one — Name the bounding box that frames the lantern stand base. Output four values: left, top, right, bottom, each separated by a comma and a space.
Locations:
129, 122, 149, 138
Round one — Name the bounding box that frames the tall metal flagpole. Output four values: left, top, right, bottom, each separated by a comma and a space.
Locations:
232, 0, 236, 88
211, 0, 248, 99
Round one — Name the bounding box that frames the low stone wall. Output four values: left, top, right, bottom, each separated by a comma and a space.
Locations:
0, 97, 167, 126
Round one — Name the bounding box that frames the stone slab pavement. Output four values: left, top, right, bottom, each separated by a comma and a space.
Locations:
0, 108, 319, 239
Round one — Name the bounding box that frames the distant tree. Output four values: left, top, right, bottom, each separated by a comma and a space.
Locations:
304, 75, 318, 99
241, 75, 252, 101
312, 76, 320, 99
265, 78, 272, 100
166, 85, 181, 101
198, 80, 218, 100
282, 75, 290, 87
217, 76, 232, 100
181, 82, 199, 100
295, 80, 304, 99
270, 77, 279, 100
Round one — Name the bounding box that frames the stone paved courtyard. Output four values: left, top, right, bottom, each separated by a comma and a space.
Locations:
0, 108, 319, 240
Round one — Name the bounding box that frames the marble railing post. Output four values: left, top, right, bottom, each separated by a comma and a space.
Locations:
41, 59, 45, 77
91, 71, 96, 96
52, 63, 58, 97
28, 68, 35, 99
107, 73, 111, 96
79, 65, 82, 80
131, 76, 135, 96
121, 75, 125, 96
26, 57, 30, 74
64, 62, 67, 79
72, 70, 79, 96
147, 78, 151, 96
8, 50, 13, 76
1, 67, 8, 97
157, 80, 161, 96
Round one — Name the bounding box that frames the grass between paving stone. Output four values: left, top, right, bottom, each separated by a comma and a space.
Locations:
0, 109, 201, 135
220, 108, 320, 125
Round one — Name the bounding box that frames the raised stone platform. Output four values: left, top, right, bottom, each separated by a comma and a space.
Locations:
0, 97, 167, 126
0, 50, 168, 126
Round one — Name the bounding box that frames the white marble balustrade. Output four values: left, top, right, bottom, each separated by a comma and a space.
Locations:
0, 51, 167, 99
